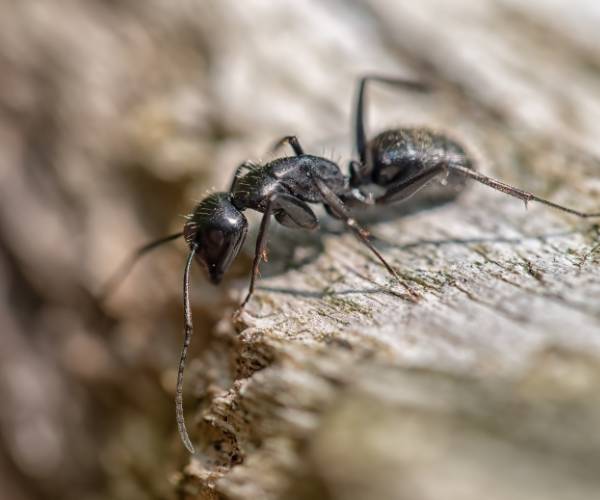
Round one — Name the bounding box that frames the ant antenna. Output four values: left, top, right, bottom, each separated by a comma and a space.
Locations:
99, 232, 183, 302
177, 244, 197, 454
449, 165, 600, 218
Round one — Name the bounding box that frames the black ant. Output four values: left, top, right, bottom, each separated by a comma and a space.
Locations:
101, 75, 600, 454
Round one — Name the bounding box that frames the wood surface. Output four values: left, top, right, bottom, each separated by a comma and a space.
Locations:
1, 2, 599, 500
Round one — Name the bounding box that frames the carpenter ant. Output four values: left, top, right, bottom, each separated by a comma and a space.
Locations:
101, 75, 600, 454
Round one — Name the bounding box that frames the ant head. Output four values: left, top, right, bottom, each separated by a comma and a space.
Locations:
183, 193, 248, 284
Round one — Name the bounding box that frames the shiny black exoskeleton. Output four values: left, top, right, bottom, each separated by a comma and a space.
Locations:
183, 150, 348, 289
103, 75, 600, 454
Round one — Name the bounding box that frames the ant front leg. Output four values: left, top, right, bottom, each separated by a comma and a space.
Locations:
239, 192, 318, 309
271, 135, 305, 156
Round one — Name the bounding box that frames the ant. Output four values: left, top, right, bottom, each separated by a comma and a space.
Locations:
101, 75, 600, 454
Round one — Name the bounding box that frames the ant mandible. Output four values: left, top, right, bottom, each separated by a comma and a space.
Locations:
101, 75, 600, 454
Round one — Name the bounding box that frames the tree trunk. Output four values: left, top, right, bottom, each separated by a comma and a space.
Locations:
1, 2, 600, 500
178, 2, 600, 499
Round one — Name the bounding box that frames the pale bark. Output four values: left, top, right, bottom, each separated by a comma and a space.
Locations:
179, 2, 600, 499
1, 2, 600, 500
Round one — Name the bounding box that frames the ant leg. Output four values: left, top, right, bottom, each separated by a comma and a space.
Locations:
449, 164, 600, 218
99, 232, 183, 302
229, 161, 257, 192
375, 162, 600, 217
349, 160, 364, 187
239, 207, 273, 309
312, 176, 400, 280
375, 165, 447, 205
240, 193, 317, 308
354, 75, 430, 166
270, 135, 305, 156
176, 244, 197, 454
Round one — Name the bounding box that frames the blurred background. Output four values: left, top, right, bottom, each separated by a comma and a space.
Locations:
1, 1, 600, 499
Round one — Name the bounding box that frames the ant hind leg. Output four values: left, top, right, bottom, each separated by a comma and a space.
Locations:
449, 164, 600, 218
353, 74, 430, 166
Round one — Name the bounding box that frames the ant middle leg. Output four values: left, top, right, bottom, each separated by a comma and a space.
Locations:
312, 176, 398, 279
313, 175, 420, 300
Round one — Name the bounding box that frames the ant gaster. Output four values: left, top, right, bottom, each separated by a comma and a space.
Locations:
101, 75, 600, 454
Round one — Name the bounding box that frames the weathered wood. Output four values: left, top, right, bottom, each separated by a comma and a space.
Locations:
181, 130, 600, 499
178, 2, 600, 499
1, 2, 600, 500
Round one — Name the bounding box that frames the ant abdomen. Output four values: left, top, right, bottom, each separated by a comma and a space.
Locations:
368, 128, 473, 190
